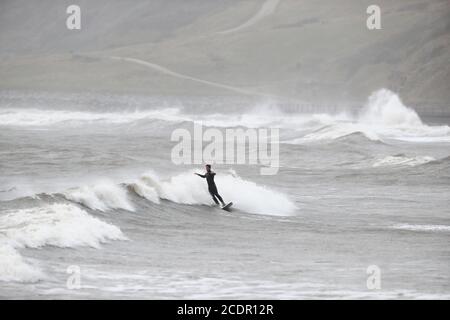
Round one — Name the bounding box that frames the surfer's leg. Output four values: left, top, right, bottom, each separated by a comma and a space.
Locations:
209, 191, 220, 205
215, 192, 225, 206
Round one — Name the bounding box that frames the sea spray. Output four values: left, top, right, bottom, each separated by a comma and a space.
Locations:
359, 89, 423, 127
289, 89, 450, 143
130, 170, 296, 216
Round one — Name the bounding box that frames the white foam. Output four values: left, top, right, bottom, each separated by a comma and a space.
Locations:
0, 107, 184, 126
132, 170, 296, 216
359, 89, 423, 127
373, 155, 435, 167
64, 181, 134, 212
391, 224, 450, 232
296, 123, 381, 143
0, 203, 127, 249
130, 178, 161, 204
288, 89, 450, 144
4, 90, 447, 143
2, 90, 447, 146
0, 242, 44, 283
358, 89, 450, 142
0, 203, 126, 282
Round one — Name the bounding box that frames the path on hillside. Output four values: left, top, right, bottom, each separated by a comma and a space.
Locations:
109, 55, 278, 98
218, 0, 281, 35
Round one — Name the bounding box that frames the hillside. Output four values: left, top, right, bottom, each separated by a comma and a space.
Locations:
0, 0, 449, 113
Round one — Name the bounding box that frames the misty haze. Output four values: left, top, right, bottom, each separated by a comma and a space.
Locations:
0, 0, 449, 300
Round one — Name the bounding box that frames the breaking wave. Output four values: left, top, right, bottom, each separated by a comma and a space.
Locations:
0, 242, 44, 283
0, 107, 184, 126
1, 89, 448, 144
0, 168, 295, 282
0, 203, 127, 282
61, 170, 297, 216
129, 170, 297, 216
289, 89, 450, 143
64, 182, 135, 212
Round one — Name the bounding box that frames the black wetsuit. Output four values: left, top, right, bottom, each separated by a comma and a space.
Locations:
196, 171, 225, 205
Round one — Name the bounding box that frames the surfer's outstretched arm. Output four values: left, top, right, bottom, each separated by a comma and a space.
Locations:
195, 173, 206, 178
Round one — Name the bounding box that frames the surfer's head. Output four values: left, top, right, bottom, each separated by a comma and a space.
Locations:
205, 164, 211, 172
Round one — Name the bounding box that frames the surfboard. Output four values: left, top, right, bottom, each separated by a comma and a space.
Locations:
221, 202, 233, 211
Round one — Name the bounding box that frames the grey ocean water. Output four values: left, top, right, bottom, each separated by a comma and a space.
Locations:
0, 90, 449, 299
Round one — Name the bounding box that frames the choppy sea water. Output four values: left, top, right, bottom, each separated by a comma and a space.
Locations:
0, 89, 449, 299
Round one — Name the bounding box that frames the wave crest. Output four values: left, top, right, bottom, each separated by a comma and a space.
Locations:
0, 203, 127, 249
373, 155, 436, 167
0, 108, 183, 127
64, 182, 134, 212
0, 243, 44, 283
288, 89, 450, 144
0, 203, 127, 282
359, 89, 423, 127
130, 170, 297, 216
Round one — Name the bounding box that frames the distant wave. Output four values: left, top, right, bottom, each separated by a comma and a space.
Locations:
373, 155, 436, 167
291, 123, 382, 143
358, 89, 450, 142
218, 0, 280, 34
0, 107, 184, 126
0, 203, 126, 282
287, 89, 450, 144
1, 89, 449, 143
427, 155, 450, 165
390, 224, 450, 233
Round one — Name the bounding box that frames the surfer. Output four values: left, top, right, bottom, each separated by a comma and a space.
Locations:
195, 164, 226, 207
